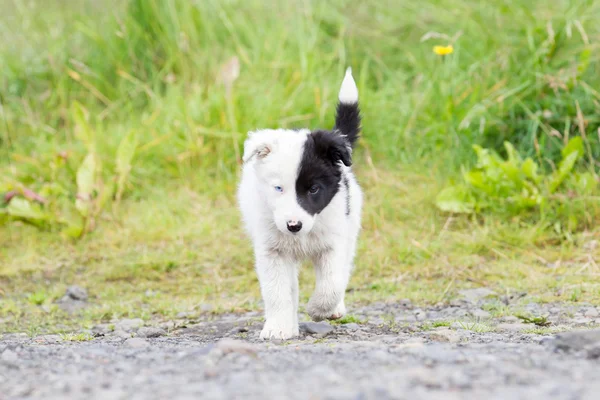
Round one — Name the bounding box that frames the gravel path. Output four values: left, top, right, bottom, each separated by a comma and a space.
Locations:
2, 291, 600, 400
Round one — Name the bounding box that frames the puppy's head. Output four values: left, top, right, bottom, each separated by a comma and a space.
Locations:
242, 68, 360, 236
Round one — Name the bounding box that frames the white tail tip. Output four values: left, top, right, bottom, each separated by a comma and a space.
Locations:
338, 67, 358, 104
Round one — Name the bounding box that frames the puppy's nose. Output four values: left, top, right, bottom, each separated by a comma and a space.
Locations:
286, 220, 302, 233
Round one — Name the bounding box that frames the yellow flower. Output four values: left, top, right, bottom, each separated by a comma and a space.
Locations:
433, 45, 454, 56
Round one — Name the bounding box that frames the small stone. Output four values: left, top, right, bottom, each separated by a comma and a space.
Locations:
573, 318, 593, 327
429, 328, 460, 343
450, 370, 471, 389
204, 367, 219, 378
199, 304, 214, 313
215, 339, 257, 355
137, 327, 167, 338
410, 368, 442, 388
176, 312, 190, 319
342, 323, 360, 331
124, 338, 149, 348
584, 308, 599, 318
116, 318, 144, 332
112, 330, 132, 339
458, 288, 496, 304
0, 333, 29, 342
300, 322, 334, 336
413, 309, 427, 321
470, 309, 492, 319
370, 350, 391, 363
34, 335, 63, 344
229, 326, 249, 335
1, 349, 18, 364
552, 329, 600, 353
367, 317, 386, 326
496, 323, 529, 332
65, 285, 88, 301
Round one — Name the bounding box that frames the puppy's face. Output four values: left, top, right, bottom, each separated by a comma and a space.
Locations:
243, 129, 351, 236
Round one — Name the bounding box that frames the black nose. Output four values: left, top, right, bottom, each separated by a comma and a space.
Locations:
287, 221, 302, 233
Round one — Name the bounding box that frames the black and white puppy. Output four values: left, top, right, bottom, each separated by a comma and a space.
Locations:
238, 68, 362, 339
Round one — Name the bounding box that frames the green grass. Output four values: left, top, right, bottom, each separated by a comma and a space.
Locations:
1, 0, 600, 333
421, 320, 453, 331
331, 314, 366, 325
59, 332, 94, 342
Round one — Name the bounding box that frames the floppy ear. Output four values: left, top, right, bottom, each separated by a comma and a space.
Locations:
311, 130, 352, 167
328, 138, 352, 167
242, 130, 275, 163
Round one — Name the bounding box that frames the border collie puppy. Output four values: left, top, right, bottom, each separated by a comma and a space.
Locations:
238, 68, 362, 340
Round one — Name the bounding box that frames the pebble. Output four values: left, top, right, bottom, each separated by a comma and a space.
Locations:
496, 323, 530, 332
34, 335, 63, 344
65, 285, 88, 301
458, 288, 496, 304
300, 322, 334, 336
116, 319, 145, 332
124, 338, 150, 349
215, 339, 257, 355
1, 349, 18, 364
583, 308, 599, 318
429, 328, 460, 343
552, 329, 600, 354
137, 327, 167, 338
471, 309, 492, 319
342, 323, 360, 331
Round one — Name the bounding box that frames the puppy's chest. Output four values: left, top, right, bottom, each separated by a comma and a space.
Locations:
268, 230, 333, 259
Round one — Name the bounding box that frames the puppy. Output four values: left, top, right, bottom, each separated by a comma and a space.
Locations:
238, 68, 362, 340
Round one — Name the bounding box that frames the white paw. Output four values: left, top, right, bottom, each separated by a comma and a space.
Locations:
330, 302, 347, 320
307, 299, 346, 322
259, 318, 299, 340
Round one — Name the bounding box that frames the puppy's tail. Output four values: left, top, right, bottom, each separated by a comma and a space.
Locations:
335, 67, 361, 148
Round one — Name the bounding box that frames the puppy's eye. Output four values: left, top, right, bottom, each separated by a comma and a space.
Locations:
274, 186, 283, 193
308, 185, 319, 195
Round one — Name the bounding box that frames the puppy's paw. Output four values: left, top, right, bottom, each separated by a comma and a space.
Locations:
260, 318, 298, 340
327, 302, 347, 321
307, 299, 345, 322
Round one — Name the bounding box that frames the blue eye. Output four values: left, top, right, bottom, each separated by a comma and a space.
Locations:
274, 186, 283, 193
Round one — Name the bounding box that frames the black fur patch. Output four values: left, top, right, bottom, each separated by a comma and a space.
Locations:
296, 131, 350, 216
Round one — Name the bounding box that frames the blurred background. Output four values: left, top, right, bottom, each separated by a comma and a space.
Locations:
1, 0, 599, 333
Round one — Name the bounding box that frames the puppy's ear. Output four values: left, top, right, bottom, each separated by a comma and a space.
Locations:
329, 139, 352, 167
311, 130, 352, 167
242, 130, 276, 163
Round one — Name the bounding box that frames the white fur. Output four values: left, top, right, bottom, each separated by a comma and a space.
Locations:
338, 67, 358, 104
238, 71, 362, 340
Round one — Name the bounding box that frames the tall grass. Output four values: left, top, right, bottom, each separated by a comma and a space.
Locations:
3, 0, 599, 176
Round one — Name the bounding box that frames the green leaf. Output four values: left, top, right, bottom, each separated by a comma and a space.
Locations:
521, 158, 540, 183
6, 197, 48, 221
435, 185, 474, 214
115, 130, 138, 202
71, 101, 94, 151
549, 151, 579, 193
116, 130, 138, 176
577, 47, 591, 78
76, 153, 96, 217
561, 137, 584, 160
503, 141, 521, 164
62, 222, 85, 239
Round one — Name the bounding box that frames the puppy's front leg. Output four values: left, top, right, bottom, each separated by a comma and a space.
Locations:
307, 249, 349, 321
255, 250, 299, 340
